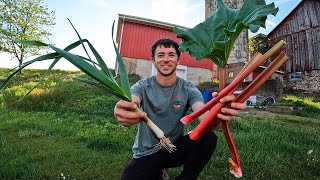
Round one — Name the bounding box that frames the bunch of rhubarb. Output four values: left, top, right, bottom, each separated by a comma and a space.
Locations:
184, 41, 288, 177
174, 0, 284, 178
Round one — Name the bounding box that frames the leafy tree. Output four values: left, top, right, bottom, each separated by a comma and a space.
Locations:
0, 0, 55, 67
249, 34, 271, 66
249, 33, 269, 57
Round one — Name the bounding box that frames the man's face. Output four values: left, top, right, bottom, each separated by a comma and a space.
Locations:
153, 45, 179, 77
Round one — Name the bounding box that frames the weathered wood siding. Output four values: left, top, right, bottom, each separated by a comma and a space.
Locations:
269, 0, 320, 72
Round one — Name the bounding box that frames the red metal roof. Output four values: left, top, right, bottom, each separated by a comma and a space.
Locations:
117, 14, 214, 70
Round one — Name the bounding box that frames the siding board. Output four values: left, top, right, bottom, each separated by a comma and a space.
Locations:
268, 0, 320, 72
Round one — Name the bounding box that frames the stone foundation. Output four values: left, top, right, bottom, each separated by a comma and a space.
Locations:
284, 70, 320, 96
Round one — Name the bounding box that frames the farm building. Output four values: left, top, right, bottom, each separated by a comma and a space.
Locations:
268, 0, 320, 95
115, 14, 216, 86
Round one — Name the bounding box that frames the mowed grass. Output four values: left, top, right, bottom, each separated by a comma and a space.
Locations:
0, 68, 319, 179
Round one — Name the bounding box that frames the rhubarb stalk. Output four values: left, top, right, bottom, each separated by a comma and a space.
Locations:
194, 52, 288, 178
173, 0, 280, 177
189, 51, 288, 140
180, 40, 286, 125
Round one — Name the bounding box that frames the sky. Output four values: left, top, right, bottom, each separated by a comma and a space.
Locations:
0, 0, 302, 70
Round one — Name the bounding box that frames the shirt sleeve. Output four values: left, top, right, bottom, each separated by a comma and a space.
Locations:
188, 83, 204, 106
130, 80, 143, 101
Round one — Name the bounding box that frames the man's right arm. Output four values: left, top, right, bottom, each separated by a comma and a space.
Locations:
191, 92, 246, 122
114, 95, 146, 127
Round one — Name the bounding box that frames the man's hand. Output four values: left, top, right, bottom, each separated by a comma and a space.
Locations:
114, 99, 146, 127
213, 92, 246, 121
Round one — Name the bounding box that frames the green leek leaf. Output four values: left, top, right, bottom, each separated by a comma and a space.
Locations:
46, 44, 130, 101
67, 18, 95, 67
2, 39, 103, 96
67, 19, 116, 81
19, 58, 60, 101
111, 21, 131, 101
0, 52, 59, 93
85, 40, 117, 84
75, 77, 128, 100
2, 21, 132, 102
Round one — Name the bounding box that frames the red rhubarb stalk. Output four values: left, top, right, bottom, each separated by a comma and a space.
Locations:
189, 51, 288, 178
202, 52, 263, 132
209, 51, 288, 128
190, 51, 288, 140
180, 53, 260, 124
212, 52, 288, 178
180, 40, 286, 125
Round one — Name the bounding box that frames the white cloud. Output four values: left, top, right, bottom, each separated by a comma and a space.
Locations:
82, 0, 109, 7
189, 2, 203, 9
267, 0, 298, 5
151, 0, 204, 27
151, 0, 187, 25
266, 20, 277, 27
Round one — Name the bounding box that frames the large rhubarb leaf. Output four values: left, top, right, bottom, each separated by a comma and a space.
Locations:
173, 0, 278, 67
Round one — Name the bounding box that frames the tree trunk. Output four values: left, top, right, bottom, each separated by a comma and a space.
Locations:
219, 65, 241, 175
18, 57, 23, 74
218, 66, 226, 91
19, 59, 23, 68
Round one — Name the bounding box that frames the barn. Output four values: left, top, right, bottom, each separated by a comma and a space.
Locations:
268, 0, 320, 94
115, 14, 217, 86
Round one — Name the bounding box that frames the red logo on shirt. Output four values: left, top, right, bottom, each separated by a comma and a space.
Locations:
171, 96, 185, 109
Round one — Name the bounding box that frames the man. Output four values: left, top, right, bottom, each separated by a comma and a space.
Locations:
114, 38, 246, 180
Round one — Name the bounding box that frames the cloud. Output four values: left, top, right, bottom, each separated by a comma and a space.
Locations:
82, 0, 109, 7
267, 0, 299, 6
151, 0, 204, 27
266, 20, 277, 27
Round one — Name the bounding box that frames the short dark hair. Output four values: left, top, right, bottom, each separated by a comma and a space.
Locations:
150, 38, 181, 58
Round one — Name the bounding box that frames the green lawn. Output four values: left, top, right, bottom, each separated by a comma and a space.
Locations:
0, 68, 319, 179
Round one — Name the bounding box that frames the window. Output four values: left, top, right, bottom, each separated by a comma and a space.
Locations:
228, 71, 234, 78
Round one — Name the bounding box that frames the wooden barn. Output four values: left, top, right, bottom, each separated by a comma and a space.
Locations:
115, 14, 216, 86
268, 0, 320, 94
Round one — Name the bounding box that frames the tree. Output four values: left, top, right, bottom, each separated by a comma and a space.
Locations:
249, 34, 271, 66
249, 33, 270, 57
0, 0, 55, 67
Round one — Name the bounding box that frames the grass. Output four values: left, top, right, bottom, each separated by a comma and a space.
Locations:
275, 94, 320, 118
1, 68, 319, 179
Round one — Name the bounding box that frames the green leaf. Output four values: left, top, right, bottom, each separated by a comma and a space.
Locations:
46, 44, 131, 101
75, 77, 127, 100
111, 21, 131, 101
19, 58, 60, 101
19, 40, 48, 47
66, 19, 117, 83
2, 39, 103, 97
67, 18, 96, 68
85, 40, 118, 84
0, 52, 59, 93
173, 0, 278, 67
